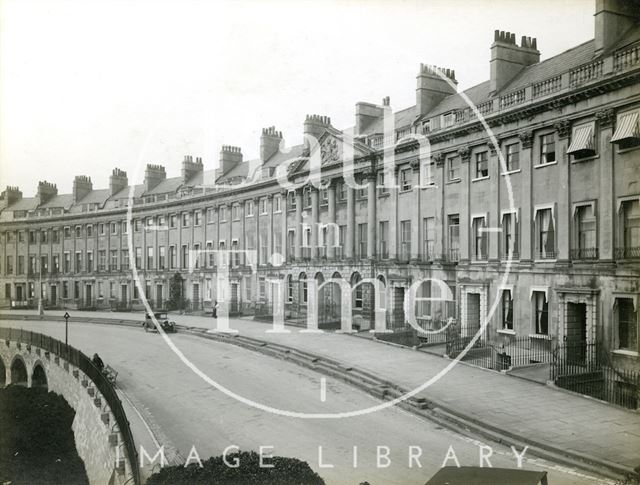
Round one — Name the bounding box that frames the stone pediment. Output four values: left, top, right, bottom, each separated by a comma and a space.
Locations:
315, 129, 374, 166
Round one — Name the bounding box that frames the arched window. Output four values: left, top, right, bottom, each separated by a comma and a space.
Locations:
299, 272, 308, 304
287, 275, 293, 303
351, 272, 362, 309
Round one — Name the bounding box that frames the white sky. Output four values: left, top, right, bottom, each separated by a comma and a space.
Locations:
0, 0, 594, 194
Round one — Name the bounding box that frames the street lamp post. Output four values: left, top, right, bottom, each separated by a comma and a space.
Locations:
37, 266, 44, 316
64, 312, 70, 346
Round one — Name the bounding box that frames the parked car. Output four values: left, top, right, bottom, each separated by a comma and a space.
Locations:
143, 311, 177, 333
425, 467, 548, 485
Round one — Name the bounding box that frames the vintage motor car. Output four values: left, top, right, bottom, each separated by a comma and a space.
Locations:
143, 311, 177, 333
425, 466, 548, 485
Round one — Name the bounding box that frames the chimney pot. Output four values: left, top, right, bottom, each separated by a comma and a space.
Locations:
490, 29, 540, 93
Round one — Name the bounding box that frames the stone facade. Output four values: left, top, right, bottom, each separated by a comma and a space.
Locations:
0, 1, 639, 370
0, 338, 134, 485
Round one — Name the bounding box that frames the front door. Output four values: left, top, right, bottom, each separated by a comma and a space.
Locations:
465, 293, 481, 337
85, 284, 92, 306
230, 283, 238, 312
121, 284, 128, 303
193, 283, 200, 311
566, 302, 587, 363
16, 284, 23, 301
50, 285, 57, 306
156, 285, 163, 309
391, 287, 405, 330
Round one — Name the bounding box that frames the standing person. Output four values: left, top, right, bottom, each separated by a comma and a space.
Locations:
212, 300, 218, 319
92, 353, 104, 372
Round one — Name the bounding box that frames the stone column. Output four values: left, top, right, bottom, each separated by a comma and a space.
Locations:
555, 120, 571, 263
241, 203, 246, 266
295, 189, 303, 260
254, 197, 260, 267
311, 187, 319, 260
410, 160, 420, 262
366, 171, 377, 260
519, 131, 533, 262
596, 109, 615, 261
281, 191, 288, 263
346, 182, 355, 259
389, 167, 399, 261
489, 142, 500, 262
268, 194, 274, 265
459, 146, 471, 262
327, 180, 336, 260
434, 153, 446, 261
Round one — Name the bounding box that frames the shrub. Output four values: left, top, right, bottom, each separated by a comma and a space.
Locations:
0, 386, 89, 485
146, 450, 325, 485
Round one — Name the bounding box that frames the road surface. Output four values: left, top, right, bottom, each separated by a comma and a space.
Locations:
0, 318, 611, 485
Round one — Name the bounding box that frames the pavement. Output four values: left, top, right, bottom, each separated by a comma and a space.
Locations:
2, 308, 640, 481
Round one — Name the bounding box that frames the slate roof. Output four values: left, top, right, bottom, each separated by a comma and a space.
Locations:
76, 189, 111, 206
3, 197, 38, 211
145, 177, 183, 195
503, 40, 596, 92
40, 194, 74, 209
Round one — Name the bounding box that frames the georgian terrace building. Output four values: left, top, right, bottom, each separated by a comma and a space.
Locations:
1, 1, 639, 371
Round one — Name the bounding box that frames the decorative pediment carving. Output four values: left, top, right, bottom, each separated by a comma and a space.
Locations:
432, 152, 444, 167
519, 131, 533, 149
596, 109, 615, 127
554, 120, 571, 139
458, 146, 471, 162
320, 137, 340, 165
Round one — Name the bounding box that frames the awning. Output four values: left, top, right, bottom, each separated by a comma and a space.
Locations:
611, 111, 640, 143
567, 124, 595, 155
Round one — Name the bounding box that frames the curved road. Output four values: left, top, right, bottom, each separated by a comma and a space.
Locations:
1, 319, 610, 485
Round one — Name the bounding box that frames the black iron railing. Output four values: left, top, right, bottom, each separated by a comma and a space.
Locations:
0, 328, 140, 484
550, 342, 640, 410
615, 246, 640, 259
571, 247, 599, 260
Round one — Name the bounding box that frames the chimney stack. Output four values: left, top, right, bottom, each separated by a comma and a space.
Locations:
303, 115, 332, 148
72, 175, 93, 203
144, 164, 166, 192
355, 97, 391, 136
416, 64, 458, 116
260, 127, 283, 163
594, 0, 640, 55
490, 30, 540, 94
36, 181, 58, 205
181, 155, 203, 183
0, 186, 22, 210
219, 146, 243, 175
109, 168, 128, 196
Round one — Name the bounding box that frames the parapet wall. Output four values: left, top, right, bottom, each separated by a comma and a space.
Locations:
0, 329, 138, 485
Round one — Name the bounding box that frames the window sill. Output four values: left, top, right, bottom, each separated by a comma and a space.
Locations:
616, 143, 640, 154
501, 169, 521, 176
446, 178, 461, 185
612, 349, 639, 357
421, 183, 438, 190
529, 333, 552, 340
378, 192, 390, 198
571, 154, 599, 164
399, 189, 413, 194
534, 259, 557, 263
534, 161, 557, 169
497, 329, 516, 335
472, 176, 489, 182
